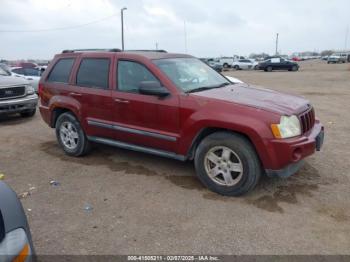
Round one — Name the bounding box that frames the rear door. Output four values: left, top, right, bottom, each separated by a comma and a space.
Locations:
111, 59, 180, 152
74, 55, 115, 139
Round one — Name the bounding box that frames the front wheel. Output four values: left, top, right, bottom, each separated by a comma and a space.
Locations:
55, 112, 91, 157
233, 65, 239, 70
194, 132, 262, 196
265, 66, 273, 72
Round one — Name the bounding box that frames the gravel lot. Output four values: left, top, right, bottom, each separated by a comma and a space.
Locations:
0, 60, 349, 255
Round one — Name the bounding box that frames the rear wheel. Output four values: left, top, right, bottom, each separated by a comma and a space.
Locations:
20, 108, 36, 118
194, 132, 262, 196
223, 63, 229, 69
55, 112, 91, 156
291, 65, 298, 71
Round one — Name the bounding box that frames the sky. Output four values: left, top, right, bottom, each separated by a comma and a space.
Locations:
0, 0, 349, 60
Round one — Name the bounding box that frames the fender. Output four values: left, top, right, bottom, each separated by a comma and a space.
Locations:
48, 95, 82, 127
178, 109, 278, 169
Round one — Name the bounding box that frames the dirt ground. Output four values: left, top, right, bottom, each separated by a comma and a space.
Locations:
0, 60, 349, 255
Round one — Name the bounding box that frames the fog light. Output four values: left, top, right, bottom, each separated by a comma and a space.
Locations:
292, 148, 302, 161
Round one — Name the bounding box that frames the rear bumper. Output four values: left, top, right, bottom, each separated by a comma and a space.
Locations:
0, 95, 38, 114
263, 121, 324, 177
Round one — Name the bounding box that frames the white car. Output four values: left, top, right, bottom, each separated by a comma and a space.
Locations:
232, 59, 259, 70
10, 67, 41, 93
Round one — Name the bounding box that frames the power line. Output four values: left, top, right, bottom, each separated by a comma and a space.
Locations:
0, 13, 117, 33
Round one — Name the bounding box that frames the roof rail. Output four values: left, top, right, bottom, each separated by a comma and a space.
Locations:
125, 49, 167, 53
62, 48, 122, 53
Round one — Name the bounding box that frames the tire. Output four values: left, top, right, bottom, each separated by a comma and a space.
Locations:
20, 108, 36, 118
55, 112, 91, 157
223, 63, 229, 69
194, 132, 262, 196
254, 65, 259, 70
233, 65, 239, 70
291, 65, 298, 71
266, 66, 273, 72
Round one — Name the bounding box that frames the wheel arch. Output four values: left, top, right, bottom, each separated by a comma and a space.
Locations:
186, 127, 260, 162
50, 107, 78, 128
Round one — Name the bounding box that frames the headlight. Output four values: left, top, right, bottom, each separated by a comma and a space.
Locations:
25, 85, 35, 95
271, 115, 301, 139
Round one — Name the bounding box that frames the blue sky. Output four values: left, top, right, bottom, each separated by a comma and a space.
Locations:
0, 0, 349, 59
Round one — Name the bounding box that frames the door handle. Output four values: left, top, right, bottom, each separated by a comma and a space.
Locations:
69, 92, 83, 97
114, 98, 130, 104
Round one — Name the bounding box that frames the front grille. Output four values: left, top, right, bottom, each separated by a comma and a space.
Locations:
0, 86, 26, 100
299, 107, 315, 134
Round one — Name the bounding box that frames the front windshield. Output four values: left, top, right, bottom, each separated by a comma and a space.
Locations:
153, 58, 230, 93
0, 67, 9, 76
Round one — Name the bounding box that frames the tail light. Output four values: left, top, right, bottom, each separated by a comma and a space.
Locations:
38, 83, 44, 97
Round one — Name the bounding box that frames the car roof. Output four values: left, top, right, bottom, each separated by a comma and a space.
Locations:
56, 50, 194, 60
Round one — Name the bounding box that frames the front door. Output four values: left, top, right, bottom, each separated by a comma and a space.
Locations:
112, 60, 180, 153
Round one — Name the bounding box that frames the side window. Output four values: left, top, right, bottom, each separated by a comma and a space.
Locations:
24, 68, 40, 76
76, 58, 110, 89
12, 68, 24, 75
47, 58, 74, 83
117, 61, 159, 94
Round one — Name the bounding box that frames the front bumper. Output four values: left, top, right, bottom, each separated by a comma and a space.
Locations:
264, 121, 324, 177
0, 94, 38, 115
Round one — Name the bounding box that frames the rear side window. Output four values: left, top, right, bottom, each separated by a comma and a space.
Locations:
76, 58, 110, 89
47, 58, 74, 83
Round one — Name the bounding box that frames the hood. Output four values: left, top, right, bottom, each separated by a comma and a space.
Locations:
0, 75, 29, 87
191, 84, 310, 115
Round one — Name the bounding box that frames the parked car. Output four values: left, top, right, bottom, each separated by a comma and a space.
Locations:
200, 58, 223, 72
327, 53, 347, 64
0, 67, 38, 117
232, 59, 259, 70
0, 181, 35, 261
256, 58, 299, 72
215, 57, 235, 68
10, 67, 41, 93
39, 49, 324, 196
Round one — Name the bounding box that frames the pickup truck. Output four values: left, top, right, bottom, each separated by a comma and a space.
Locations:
0, 67, 38, 117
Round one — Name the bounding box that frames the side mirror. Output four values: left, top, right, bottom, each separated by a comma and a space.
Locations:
139, 81, 170, 97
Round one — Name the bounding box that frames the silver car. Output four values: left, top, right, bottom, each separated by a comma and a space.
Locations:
0, 181, 35, 262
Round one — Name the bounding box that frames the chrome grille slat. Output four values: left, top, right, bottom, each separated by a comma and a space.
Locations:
0, 86, 26, 100
299, 107, 315, 134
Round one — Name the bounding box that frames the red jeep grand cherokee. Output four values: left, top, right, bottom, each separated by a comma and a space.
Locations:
39, 49, 324, 196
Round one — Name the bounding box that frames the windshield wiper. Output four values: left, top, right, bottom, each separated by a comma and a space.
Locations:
186, 82, 230, 93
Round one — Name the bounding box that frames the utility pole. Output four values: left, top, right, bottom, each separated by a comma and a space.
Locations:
275, 33, 279, 55
121, 7, 127, 50
184, 21, 188, 53
155, 42, 159, 50
345, 26, 349, 50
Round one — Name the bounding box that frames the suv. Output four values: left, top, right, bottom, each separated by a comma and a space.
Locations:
0, 181, 35, 261
257, 57, 299, 72
39, 49, 324, 196
0, 67, 38, 117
